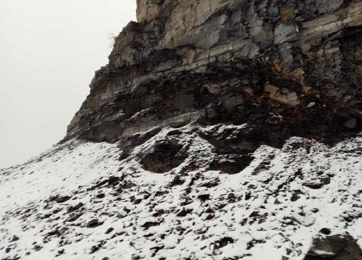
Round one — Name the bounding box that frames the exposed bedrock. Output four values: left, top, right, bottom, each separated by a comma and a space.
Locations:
66, 0, 362, 147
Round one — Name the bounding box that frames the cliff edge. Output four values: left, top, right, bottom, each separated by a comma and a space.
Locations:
67, 0, 362, 147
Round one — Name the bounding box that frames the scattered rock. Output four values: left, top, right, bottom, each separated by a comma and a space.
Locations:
307, 102, 316, 108
320, 228, 332, 235
205, 84, 221, 94
291, 191, 304, 202
10, 235, 19, 242
56, 249, 65, 256
66, 212, 83, 222
198, 178, 220, 188
33, 245, 42, 252
303, 181, 325, 189
212, 237, 234, 250
168, 175, 185, 187
133, 198, 143, 205
141, 221, 160, 230
67, 202, 84, 213
344, 118, 357, 129
198, 194, 210, 201
87, 219, 103, 228
105, 228, 114, 235
176, 208, 193, 217
49, 195, 71, 203
96, 193, 105, 199
90, 240, 106, 254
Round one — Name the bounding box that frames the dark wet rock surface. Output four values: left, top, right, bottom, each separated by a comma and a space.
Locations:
304, 235, 362, 260
139, 137, 187, 173
66, 0, 362, 150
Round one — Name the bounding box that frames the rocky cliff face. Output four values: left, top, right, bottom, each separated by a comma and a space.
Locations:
2, 1, 362, 260
67, 0, 362, 148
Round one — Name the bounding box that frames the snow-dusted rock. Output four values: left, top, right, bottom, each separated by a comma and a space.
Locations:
1, 126, 362, 259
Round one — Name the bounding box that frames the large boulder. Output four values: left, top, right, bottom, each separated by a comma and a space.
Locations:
304, 235, 362, 260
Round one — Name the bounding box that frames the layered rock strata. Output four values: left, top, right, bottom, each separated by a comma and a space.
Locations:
67, 0, 362, 147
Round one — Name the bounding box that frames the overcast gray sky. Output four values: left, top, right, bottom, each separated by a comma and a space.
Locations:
0, 0, 136, 168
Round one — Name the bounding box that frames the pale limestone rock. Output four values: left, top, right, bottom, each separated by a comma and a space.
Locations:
136, 0, 162, 23
205, 84, 222, 94
264, 85, 300, 106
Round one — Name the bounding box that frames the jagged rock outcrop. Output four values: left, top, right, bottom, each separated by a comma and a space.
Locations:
3, 1, 362, 259
67, 0, 362, 147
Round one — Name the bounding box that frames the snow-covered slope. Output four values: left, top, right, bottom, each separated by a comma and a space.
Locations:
1, 125, 362, 260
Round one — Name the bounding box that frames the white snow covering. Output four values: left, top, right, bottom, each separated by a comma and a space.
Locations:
1, 125, 362, 260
